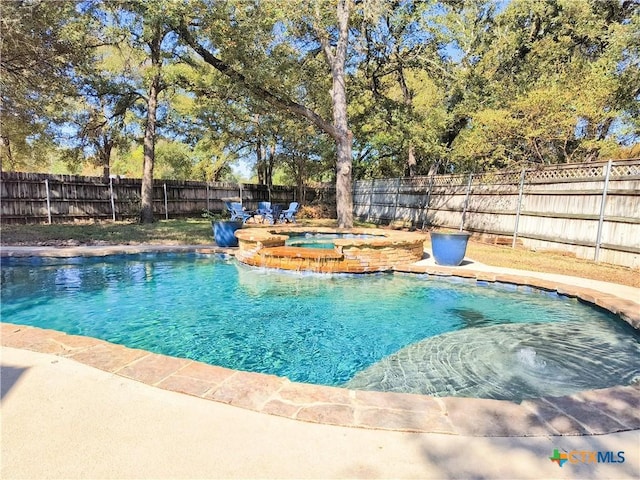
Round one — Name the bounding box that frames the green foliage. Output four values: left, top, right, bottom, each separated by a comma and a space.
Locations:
154, 141, 194, 179
0, 0, 95, 170
450, 0, 640, 169
2, 0, 638, 180
112, 145, 144, 178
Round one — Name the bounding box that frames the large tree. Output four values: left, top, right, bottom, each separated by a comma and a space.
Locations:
173, 0, 355, 227
139, 20, 169, 223
0, 0, 95, 171
99, 1, 184, 223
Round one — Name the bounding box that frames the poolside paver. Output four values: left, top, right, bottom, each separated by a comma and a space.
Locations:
5, 345, 639, 480
52, 332, 103, 351
519, 398, 590, 435
569, 385, 640, 430
206, 370, 289, 410
168, 359, 236, 383
261, 398, 304, 418
355, 405, 456, 433
296, 403, 356, 425
1, 325, 73, 355
539, 392, 635, 434
275, 380, 355, 405
1, 322, 25, 337
118, 352, 192, 385
2, 321, 638, 437
353, 389, 443, 411
439, 396, 555, 437
156, 374, 217, 397
68, 342, 150, 373
0, 244, 229, 258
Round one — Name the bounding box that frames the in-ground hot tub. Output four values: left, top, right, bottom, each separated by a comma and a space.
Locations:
234, 226, 427, 273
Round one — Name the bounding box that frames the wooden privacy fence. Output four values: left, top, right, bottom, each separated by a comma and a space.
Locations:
354, 159, 640, 268
0, 172, 334, 224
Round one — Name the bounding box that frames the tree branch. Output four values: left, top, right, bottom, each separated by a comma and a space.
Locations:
174, 22, 340, 141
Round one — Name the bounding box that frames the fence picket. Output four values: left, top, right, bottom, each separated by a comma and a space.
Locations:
0, 172, 335, 224
353, 159, 640, 268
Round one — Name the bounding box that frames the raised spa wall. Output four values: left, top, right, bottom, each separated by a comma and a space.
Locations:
234, 227, 427, 273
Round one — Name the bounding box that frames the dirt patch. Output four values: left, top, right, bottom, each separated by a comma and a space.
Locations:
465, 241, 639, 288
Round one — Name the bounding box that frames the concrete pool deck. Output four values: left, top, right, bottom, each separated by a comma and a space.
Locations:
2, 346, 639, 479
1, 244, 639, 478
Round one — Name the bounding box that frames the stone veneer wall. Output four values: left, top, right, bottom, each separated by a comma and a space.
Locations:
235, 227, 426, 273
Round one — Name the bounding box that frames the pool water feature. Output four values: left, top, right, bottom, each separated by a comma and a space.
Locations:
235, 226, 426, 273
2, 253, 638, 401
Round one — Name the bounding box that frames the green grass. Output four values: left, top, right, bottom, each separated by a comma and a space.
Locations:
0, 217, 356, 246
1, 219, 215, 246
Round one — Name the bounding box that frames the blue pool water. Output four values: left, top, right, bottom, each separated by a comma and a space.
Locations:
1, 253, 638, 400
285, 232, 383, 249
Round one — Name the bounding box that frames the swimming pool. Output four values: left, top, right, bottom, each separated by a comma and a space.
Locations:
1, 253, 638, 401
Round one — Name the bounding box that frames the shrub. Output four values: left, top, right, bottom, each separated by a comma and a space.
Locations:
298, 204, 334, 219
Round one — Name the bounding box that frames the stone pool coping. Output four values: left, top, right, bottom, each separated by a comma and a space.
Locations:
234, 225, 426, 246
1, 244, 639, 437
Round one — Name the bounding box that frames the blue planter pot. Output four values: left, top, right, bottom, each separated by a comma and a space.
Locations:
430, 232, 471, 266
213, 221, 243, 247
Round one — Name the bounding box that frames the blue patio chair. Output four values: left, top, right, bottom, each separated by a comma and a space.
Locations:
280, 202, 299, 223
256, 201, 271, 222
263, 204, 283, 225
225, 201, 254, 224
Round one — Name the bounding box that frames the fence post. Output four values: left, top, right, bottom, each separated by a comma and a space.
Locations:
351, 180, 355, 219
594, 160, 612, 262
163, 183, 169, 220
44, 179, 52, 224
367, 179, 375, 222
206, 184, 210, 212
421, 173, 436, 230
109, 177, 116, 221
392, 177, 401, 223
512, 168, 526, 248
460, 173, 473, 232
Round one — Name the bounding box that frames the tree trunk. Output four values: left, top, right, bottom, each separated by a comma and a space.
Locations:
295, 152, 305, 203
323, 0, 353, 228
267, 143, 275, 188
407, 144, 416, 177
0, 135, 12, 172
335, 129, 353, 227
139, 26, 164, 224
397, 63, 416, 177
254, 114, 269, 185
139, 75, 160, 223
100, 137, 113, 180
256, 137, 264, 184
